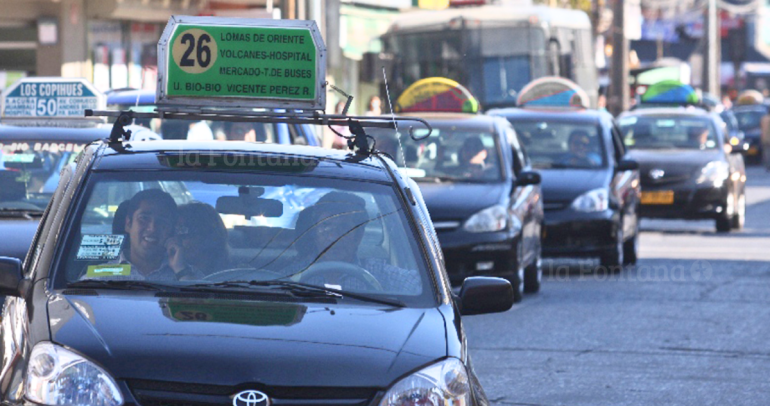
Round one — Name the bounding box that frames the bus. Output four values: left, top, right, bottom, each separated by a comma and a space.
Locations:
381, 5, 598, 109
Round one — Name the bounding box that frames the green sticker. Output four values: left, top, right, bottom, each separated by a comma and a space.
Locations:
166, 24, 317, 101
86, 264, 131, 277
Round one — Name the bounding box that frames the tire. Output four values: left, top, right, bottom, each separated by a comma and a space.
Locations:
731, 193, 745, 230
506, 267, 524, 303
524, 256, 542, 294
716, 215, 732, 233
600, 227, 624, 272
622, 230, 638, 265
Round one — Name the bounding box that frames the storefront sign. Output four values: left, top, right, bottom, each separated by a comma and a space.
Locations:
157, 16, 326, 110
1, 77, 105, 118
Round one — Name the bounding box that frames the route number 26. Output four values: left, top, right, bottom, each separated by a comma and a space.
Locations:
172, 28, 218, 74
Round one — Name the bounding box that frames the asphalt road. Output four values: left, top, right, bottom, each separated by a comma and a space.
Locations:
464, 166, 770, 406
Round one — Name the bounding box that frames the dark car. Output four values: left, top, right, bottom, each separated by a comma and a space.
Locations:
0, 125, 110, 260
490, 108, 641, 269
368, 113, 544, 302
106, 89, 321, 146
0, 136, 514, 406
732, 104, 768, 161
720, 110, 749, 155
618, 108, 746, 232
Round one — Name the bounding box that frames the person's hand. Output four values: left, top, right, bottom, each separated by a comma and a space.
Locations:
166, 237, 188, 273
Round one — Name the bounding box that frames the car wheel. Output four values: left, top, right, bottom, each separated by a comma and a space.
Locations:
731, 193, 745, 230
524, 256, 542, 294
622, 229, 638, 265
600, 227, 624, 272
506, 266, 524, 303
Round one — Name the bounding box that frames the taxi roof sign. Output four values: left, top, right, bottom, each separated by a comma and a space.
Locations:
395, 77, 479, 114
1, 77, 105, 120
736, 89, 764, 106
157, 16, 326, 111
516, 77, 589, 109
640, 80, 699, 105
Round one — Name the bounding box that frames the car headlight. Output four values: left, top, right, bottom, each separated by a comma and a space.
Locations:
571, 188, 609, 212
464, 205, 507, 233
696, 161, 729, 187
379, 358, 471, 406
26, 342, 124, 406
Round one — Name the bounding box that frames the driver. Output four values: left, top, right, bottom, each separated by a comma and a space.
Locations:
687, 126, 710, 149
562, 130, 601, 167
444, 136, 494, 179
288, 191, 421, 294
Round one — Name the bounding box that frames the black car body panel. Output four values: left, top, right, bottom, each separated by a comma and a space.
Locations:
489, 108, 640, 260
0, 220, 39, 260
0, 138, 497, 406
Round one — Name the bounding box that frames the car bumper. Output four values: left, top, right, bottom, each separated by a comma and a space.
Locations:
436, 228, 518, 284
639, 183, 728, 220
541, 208, 618, 257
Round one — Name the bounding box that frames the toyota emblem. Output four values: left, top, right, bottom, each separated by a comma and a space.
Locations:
233, 390, 270, 406
649, 169, 665, 180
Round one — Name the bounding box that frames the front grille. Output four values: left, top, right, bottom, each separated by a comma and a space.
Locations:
127, 379, 378, 406
543, 201, 569, 211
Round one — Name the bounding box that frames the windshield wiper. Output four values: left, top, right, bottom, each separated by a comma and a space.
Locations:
185, 280, 406, 308
66, 279, 175, 291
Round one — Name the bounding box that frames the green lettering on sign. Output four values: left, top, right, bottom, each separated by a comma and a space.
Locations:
166, 24, 317, 101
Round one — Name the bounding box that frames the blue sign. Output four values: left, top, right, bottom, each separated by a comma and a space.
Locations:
1, 78, 105, 118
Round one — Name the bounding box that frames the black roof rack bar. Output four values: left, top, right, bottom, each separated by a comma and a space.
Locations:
86, 109, 433, 157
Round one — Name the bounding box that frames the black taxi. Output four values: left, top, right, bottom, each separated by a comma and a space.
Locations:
367, 78, 544, 303
490, 78, 640, 269
0, 15, 513, 406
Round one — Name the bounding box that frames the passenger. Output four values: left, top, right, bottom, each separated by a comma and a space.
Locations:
166, 202, 229, 277
563, 130, 601, 167
290, 192, 420, 294
365, 95, 382, 116
226, 122, 258, 142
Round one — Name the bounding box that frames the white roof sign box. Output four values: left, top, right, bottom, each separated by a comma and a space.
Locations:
1, 77, 106, 119
157, 16, 327, 111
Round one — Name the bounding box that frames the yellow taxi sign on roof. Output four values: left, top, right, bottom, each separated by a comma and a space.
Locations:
736, 90, 764, 106
157, 16, 326, 111
516, 76, 589, 110
1, 77, 105, 119
395, 77, 479, 114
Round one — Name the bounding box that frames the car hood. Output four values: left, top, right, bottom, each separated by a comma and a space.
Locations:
627, 149, 721, 182
48, 294, 447, 388
537, 168, 609, 203
0, 218, 39, 260
417, 182, 506, 220
744, 128, 762, 140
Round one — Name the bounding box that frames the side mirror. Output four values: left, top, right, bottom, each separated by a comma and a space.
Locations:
615, 159, 639, 172
458, 277, 514, 316
516, 171, 541, 186
0, 256, 23, 297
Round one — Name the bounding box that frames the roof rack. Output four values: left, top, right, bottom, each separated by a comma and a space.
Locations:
86, 108, 433, 158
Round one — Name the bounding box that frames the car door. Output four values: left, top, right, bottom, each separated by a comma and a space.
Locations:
609, 121, 640, 240
502, 121, 542, 267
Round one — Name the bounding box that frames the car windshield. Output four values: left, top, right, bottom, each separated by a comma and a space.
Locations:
719, 111, 738, 133
367, 124, 503, 182
0, 140, 86, 213
618, 115, 718, 150
733, 110, 764, 132
507, 120, 605, 169
55, 168, 432, 306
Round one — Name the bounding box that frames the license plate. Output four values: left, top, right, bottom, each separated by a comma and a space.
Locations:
641, 190, 674, 205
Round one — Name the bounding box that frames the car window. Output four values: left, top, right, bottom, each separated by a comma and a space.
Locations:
0, 140, 86, 212
507, 120, 606, 169
618, 115, 718, 150
733, 110, 764, 132
55, 170, 432, 305
367, 124, 503, 182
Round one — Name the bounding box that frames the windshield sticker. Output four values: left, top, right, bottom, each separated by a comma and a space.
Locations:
86, 264, 131, 277
0, 142, 85, 154
77, 234, 125, 260
1, 154, 36, 163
